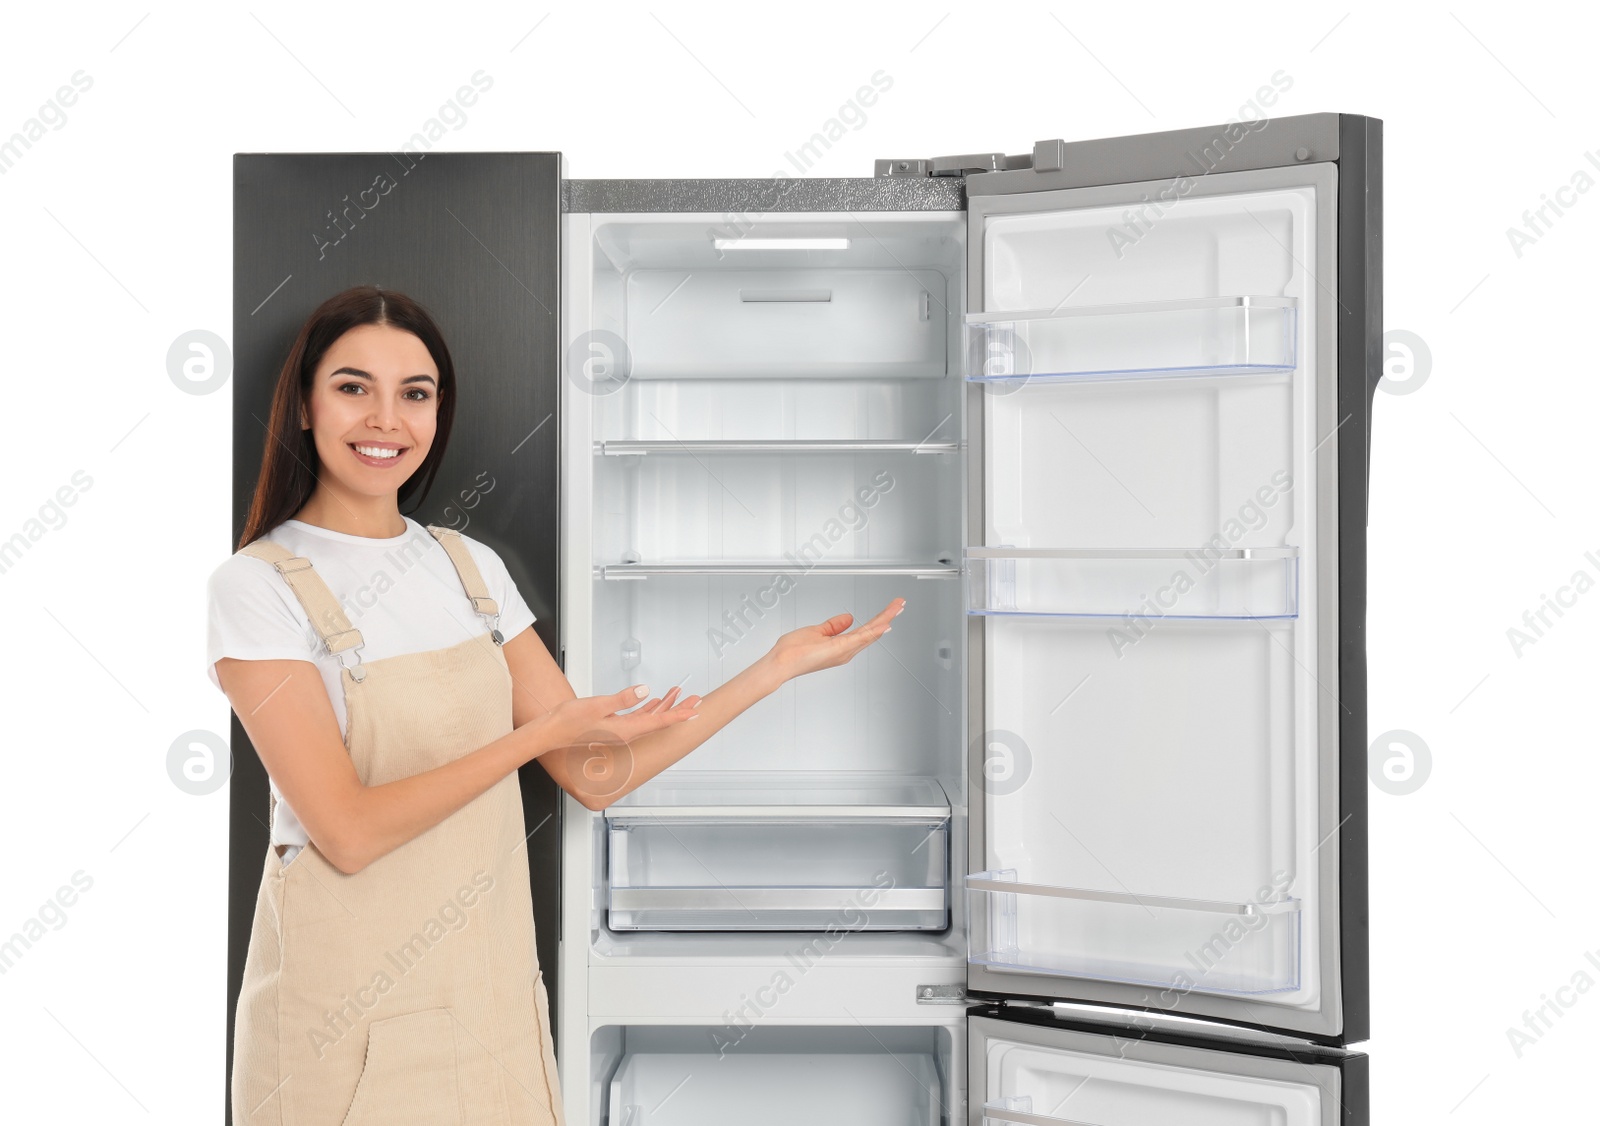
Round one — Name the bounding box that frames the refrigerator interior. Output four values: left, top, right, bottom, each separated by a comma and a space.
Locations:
590, 1023, 959, 1126
571, 211, 971, 961
965, 182, 1329, 1010
560, 204, 974, 1124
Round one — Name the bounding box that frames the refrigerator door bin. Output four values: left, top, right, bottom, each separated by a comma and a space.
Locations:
966, 871, 1301, 995
964, 295, 1297, 383
965, 547, 1299, 620
604, 772, 951, 932
598, 1024, 948, 1126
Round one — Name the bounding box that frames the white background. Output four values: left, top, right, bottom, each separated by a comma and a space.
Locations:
0, 2, 1591, 1121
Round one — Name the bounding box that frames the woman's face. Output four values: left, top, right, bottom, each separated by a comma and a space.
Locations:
301, 323, 439, 497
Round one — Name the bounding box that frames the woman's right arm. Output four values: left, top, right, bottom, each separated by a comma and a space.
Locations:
214, 656, 694, 875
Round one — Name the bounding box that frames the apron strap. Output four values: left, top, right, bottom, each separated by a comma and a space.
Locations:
425, 525, 504, 643
238, 537, 368, 677
238, 534, 366, 850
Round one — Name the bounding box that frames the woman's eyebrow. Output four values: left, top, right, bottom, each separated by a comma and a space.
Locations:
329, 366, 437, 385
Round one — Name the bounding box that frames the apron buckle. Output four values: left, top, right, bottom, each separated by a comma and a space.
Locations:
332, 641, 368, 682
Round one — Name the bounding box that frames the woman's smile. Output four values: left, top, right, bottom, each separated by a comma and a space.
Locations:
348, 441, 409, 468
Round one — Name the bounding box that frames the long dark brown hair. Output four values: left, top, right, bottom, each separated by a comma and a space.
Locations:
237, 285, 457, 550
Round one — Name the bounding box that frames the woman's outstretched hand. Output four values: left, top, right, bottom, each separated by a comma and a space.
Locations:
534, 683, 701, 758
764, 597, 906, 681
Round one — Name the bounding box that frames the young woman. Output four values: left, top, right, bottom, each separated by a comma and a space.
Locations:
209, 284, 904, 1125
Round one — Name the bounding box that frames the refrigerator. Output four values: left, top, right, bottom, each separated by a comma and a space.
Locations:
229, 109, 1377, 1126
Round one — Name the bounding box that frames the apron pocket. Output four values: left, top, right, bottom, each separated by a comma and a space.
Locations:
340, 1007, 462, 1126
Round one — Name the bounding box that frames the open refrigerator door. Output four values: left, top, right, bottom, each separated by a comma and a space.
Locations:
958, 116, 1376, 1122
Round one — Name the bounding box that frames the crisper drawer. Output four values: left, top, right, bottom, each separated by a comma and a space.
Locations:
604, 772, 951, 932
604, 1025, 946, 1126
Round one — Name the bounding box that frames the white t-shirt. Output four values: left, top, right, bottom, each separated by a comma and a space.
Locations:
206, 516, 537, 851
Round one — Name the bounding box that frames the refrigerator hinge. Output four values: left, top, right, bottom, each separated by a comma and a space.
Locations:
874, 152, 1010, 178
915, 983, 971, 1005
874, 139, 1082, 179
874, 140, 1068, 178
994, 998, 1054, 1012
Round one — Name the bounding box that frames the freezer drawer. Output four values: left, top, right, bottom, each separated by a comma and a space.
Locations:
603, 772, 951, 931
969, 1011, 1367, 1126
597, 1024, 948, 1126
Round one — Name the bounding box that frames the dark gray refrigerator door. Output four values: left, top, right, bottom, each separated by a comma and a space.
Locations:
229, 152, 564, 1121
961, 114, 1377, 1046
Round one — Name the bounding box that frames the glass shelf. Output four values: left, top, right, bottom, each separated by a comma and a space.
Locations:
965, 295, 1296, 383
966, 870, 1301, 996
607, 773, 953, 820
965, 547, 1299, 620
599, 560, 962, 580
605, 773, 951, 932
596, 439, 962, 455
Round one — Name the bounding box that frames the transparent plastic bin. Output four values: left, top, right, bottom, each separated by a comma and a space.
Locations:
965, 547, 1299, 620
605, 1025, 944, 1126
605, 772, 951, 931
965, 295, 1296, 383
966, 870, 1301, 996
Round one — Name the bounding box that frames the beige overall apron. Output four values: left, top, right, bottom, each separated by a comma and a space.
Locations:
230, 524, 563, 1126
